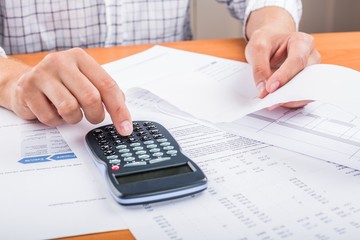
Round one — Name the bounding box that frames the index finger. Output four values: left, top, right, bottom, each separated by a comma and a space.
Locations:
245, 39, 273, 98
71, 48, 133, 136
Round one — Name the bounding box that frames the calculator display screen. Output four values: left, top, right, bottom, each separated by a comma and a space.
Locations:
116, 164, 193, 184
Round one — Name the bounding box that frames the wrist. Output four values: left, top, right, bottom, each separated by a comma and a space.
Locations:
0, 58, 31, 110
246, 7, 296, 40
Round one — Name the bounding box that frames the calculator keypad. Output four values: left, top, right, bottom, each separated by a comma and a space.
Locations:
90, 122, 178, 172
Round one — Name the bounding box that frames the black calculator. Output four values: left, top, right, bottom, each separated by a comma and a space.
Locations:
85, 121, 207, 205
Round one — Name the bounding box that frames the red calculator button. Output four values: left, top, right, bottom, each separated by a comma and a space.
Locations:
111, 165, 120, 171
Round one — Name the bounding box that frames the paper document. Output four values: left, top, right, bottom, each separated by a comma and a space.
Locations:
103, 45, 360, 123
103, 45, 360, 171
218, 101, 360, 171
0, 108, 128, 239
4, 45, 360, 239
58, 90, 360, 240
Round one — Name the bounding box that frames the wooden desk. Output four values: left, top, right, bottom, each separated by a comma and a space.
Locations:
12, 32, 360, 71
10, 31, 360, 240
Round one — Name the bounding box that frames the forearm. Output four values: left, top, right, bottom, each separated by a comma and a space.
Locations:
246, 7, 296, 40
0, 57, 31, 110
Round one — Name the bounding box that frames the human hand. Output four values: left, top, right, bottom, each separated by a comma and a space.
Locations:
7, 48, 133, 135
245, 8, 321, 109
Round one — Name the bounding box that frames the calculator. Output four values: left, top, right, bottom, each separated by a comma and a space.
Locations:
85, 121, 207, 205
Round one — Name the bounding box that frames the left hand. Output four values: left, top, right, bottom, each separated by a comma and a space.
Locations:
245, 9, 321, 109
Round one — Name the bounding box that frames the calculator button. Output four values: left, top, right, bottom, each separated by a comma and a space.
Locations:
124, 157, 136, 162
149, 148, 161, 153
111, 135, 121, 140
96, 135, 106, 141
106, 155, 119, 160
135, 150, 147, 155
156, 138, 168, 143
143, 140, 155, 145
146, 125, 157, 130
109, 159, 121, 164
132, 146, 144, 151
124, 162, 147, 167
142, 121, 153, 126
118, 149, 130, 153
138, 154, 150, 160
101, 145, 112, 150
127, 138, 138, 143
121, 153, 132, 158
133, 126, 143, 132
153, 134, 164, 139
98, 140, 109, 145
108, 130, 117, 135
104, 150, 116, 156
149, 129, 160, 135
146, 144, 157, 149
149, 157, 171, 164
113, 140, 124, 146
140, 136, 151, 141
92, 129, 104, 135
111, 165, 120, 171
153, 152, 164, 157
166, 150, 178, 155
136, 131, 147, 137
130, 142, 141, 147
105, 125, 115, 131
116, 145, 127, 149
163, 146, 174, 150
160, 142, 170, 146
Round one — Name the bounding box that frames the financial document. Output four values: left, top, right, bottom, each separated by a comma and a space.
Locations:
0, 108, 128, 239
58, 90, 360, 239
218, 102, 360, 171
104, 45, 360, 123
103, 45, 360, 170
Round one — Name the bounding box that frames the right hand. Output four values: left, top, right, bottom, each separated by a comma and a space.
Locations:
8, 48, 133, 135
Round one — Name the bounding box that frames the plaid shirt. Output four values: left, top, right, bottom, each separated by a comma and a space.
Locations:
0, 0, 301, 55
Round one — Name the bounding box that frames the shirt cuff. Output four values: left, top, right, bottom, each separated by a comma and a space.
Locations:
243, 0, 302, 41
0, 47, 7, 58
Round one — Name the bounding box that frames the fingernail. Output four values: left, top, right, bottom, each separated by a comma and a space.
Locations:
256, 81, 265, 96
269, 81, 280, 93
119, 120, 133, 136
